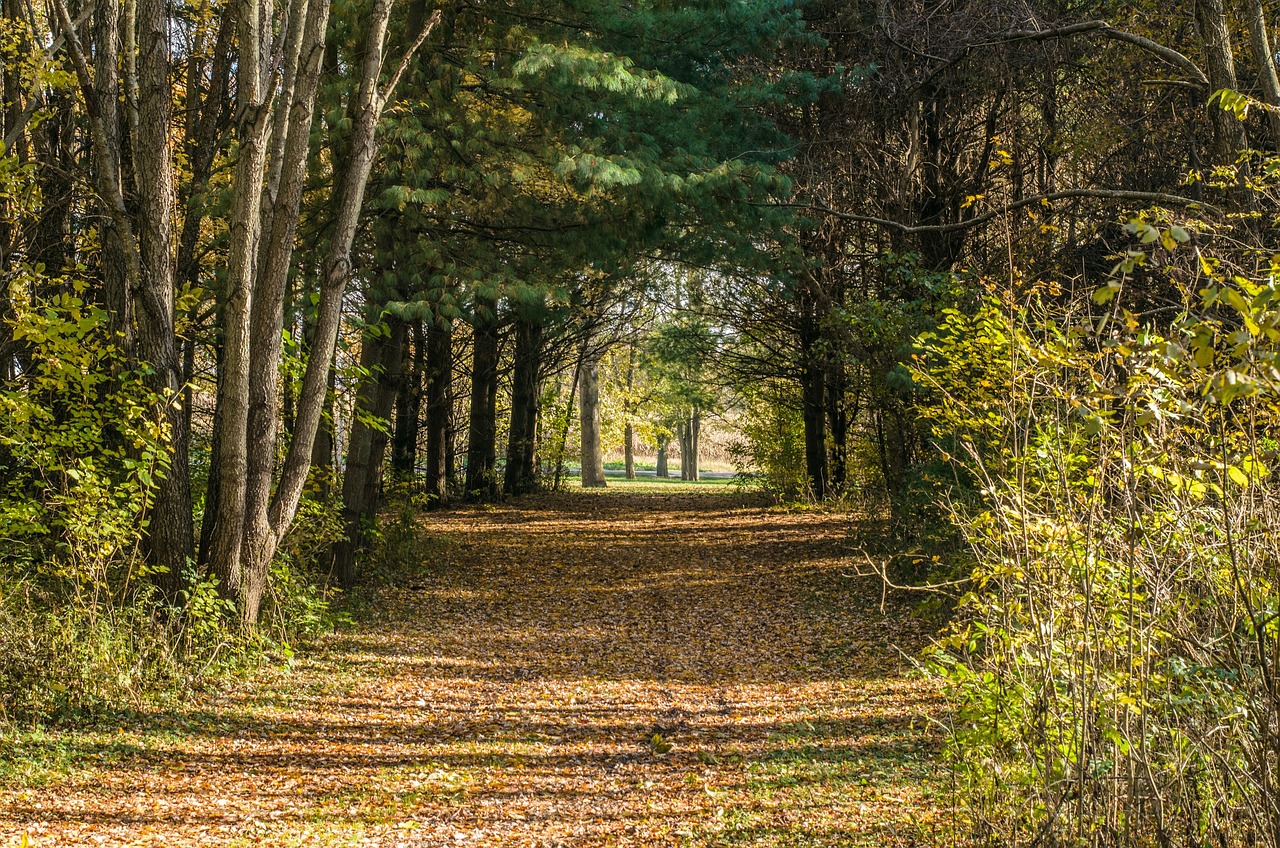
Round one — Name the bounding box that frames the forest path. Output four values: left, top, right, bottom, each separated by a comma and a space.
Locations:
4, 485, 945, 847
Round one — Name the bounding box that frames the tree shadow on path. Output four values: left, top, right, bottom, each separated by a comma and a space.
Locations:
3, 488, 946, 847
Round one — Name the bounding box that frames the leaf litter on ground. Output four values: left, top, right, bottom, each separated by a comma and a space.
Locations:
2, 483, 948, 847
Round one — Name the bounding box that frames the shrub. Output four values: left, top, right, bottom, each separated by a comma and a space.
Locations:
0, 277, 270, 719
730, 379, 811, 500
915, 235, 1280, 847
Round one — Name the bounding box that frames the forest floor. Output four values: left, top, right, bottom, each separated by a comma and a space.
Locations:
2, 483, 949, 847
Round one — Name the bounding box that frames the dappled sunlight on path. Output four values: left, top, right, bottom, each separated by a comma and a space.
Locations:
3, 486, 945, 847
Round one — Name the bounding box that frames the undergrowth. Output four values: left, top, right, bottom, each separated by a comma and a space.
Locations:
0, 281, 348, 726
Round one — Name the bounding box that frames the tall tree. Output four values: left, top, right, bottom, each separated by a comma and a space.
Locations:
578, 345, 607, 488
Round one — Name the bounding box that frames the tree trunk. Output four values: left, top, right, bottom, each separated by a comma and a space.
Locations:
134, 0, 193, 593
551, 361, 582, 491
465, 298, 500, 500
90, 0, 133, 355
1245, 0, 1280, 150
678, 418, 695, 481
579, 350, 607, 487
236, 0, 334, 618
504, 315, 542, 495
624, 345, 636, 479
624, 423, 635, 479
689, 410, 700, 482
310, 363, 336, 494
801, 342, 827, 500
425, 312, 452, 506
206, 0, 438, 624
332, 320, 405, 588
656, 439, 669, 478
205, 0, 285, 619
392, 318, 424, 479
1193, 0, 1247, 165
825, 360, 848, 494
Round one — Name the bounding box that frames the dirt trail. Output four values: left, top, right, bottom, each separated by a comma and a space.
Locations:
3, 486, 945, 847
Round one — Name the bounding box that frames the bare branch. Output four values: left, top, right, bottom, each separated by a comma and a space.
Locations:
379, 8, 443, 106
779, 189, 1218, 236
996, 21, 1209, 89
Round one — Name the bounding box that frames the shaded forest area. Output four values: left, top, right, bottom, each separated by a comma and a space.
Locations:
5, 0, 1280, 844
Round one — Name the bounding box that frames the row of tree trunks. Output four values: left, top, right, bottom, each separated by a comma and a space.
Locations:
204, 0, 439, 623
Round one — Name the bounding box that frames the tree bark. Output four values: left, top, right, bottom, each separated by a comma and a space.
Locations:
61, 0, 192, 591
91, 0, 132, 354
624, 423, 635, 479
551, 361, 582, 491
579, 350, 607, 487
1193, 0, 1247, 164
465, 298, 500, 500
677, 420, 689, 480
310, 362, 337, 494
236, 0, 332, 616
656, 438, 669, 478
800, 327, 827, 500
504, 315, 543, 495
205, 0, 280, 617
133, 0, 194, 592
424, 312, 452, 506
332, 320, 405, 588
1245, 0, 1280, 149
